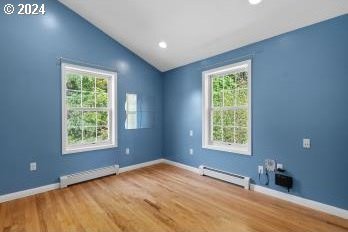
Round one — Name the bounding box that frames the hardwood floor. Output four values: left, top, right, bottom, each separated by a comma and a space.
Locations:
0, 164, 347, 232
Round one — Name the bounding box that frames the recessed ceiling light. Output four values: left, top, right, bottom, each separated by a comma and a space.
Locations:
249, 0, 262, 5
158, 41, 167, 49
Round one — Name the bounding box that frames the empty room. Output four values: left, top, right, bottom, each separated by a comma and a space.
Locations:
0, 0, 347, 231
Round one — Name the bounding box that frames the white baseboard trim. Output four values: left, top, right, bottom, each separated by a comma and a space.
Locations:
0, 183, 60, 203
0, 159, 164, 203
162, 159, 200, 173
119, 158, 164, 173
2, 158, 347, 220
250, 184, 348, 219
162, 159, 348, 219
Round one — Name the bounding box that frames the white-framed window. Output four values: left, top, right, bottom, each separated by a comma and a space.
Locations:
202, 60, 252, 155
61, 63, 117, 154
125, 93, 138, 129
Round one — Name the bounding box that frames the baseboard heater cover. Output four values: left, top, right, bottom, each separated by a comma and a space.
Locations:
199, 165, 250, 189
60, 165, 119, 188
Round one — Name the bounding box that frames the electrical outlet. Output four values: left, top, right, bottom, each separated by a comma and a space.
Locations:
189, 130, 194, 137
189, 148, 194, 155
125, 148, 130, 155
258, 165, 263, 174
303, 138, 311, 149
30, 162, 37, 171
277, 163, 283, 170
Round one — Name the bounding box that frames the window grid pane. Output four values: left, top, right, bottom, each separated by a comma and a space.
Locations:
75, 110, 110, 145
211, 109, 246, 143
65, 72, 111, 146
210, 71, 248, 145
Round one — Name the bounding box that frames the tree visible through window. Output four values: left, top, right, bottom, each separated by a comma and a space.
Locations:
211, 71, 248, 144
62, 63, 117, 154
202, 60, 251, 155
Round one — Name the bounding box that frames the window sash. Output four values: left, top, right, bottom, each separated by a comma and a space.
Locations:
65, 73, 111, 109
209, 73, 249, 146
66, 109, 112, 146
65, 74, 112, 146
62, 62, 116, 154
209, 108, 248, 145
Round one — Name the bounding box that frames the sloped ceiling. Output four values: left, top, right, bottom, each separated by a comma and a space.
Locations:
59, 0, 348, 71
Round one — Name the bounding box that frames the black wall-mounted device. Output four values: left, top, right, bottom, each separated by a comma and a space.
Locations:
275, 173, 293, 192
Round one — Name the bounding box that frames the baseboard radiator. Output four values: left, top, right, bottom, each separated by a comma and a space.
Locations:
199, 165, 250, 190
60, 165, 119, 188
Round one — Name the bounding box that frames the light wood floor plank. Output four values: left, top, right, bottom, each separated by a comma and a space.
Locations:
0, 164, 347, 232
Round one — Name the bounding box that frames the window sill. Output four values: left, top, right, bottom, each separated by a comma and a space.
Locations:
63, 143, 117, 155
202, 144, 251, 156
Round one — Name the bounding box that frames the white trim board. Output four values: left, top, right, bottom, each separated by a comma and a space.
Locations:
1, 158, 347, 220
161, 159, 348, 219
162, 159, 200, 174
250, 184, 348, 219
119, 159, 164, 173
0, 183, 60, 203
0, 159, 164, 203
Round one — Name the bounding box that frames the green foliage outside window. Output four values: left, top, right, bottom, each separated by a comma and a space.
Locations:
66, 73, 110, 145
211, 71, 248, 145
223, 110, 234, 127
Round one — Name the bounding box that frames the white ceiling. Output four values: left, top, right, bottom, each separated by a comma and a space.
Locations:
59, 0, 348, 71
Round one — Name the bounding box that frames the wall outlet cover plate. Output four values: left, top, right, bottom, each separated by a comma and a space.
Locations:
303, 138, 311, 149
258, 165, 264, 174
30, 162, 37, 171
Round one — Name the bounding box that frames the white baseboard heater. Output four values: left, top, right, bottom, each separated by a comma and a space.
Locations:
199, 165, 250, 190
60, 165, 119, 188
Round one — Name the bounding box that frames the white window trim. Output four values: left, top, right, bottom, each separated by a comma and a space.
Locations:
61, 63, 117, 155
202, 59, 252, 156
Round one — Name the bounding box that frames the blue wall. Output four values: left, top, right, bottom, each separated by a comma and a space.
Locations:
0, 0, 347, 210
163, 15, 348, 209
0, 0, 162, 195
